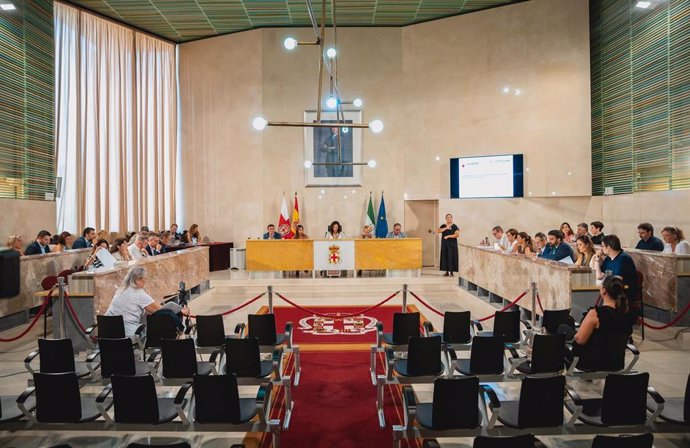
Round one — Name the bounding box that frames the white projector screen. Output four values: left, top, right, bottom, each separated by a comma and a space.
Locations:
450, 154, 524, 199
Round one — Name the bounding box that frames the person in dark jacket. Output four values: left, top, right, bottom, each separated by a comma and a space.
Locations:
24, 230, 52, 256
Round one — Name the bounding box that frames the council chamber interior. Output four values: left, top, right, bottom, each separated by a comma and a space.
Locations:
0, 0, 689, 447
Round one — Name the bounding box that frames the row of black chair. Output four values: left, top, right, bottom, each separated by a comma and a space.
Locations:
422, 433, 654, 448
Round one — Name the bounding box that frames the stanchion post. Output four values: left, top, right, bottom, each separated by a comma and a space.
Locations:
402, 284, 408, 313
267, 285, 273, 313
57, 277, 66, 339
530, 281, 537, 329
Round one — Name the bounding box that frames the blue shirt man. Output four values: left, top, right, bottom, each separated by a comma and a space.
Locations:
72, 227, 96, 249
263, 224, 282, 240
538, 230, 574, 261
634, 223, 664, 252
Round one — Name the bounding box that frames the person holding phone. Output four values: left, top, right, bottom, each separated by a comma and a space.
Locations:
438, 213, 460, 277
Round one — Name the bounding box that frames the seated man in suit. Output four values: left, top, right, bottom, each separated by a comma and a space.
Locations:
72, 227, 96, 249
159, 231, 172, 253
386, 223, 407, 239
635, 222, 664, 251
24, 230, 52, 256
263, 224, 282, 240
538, 229, 574, 261
145, 233, 161, 256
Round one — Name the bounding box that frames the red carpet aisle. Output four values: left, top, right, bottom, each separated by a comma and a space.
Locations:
251, 305, 420, 448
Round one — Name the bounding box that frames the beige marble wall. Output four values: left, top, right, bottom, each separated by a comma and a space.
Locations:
0, 199, 56, 246
179, 0, 592, 247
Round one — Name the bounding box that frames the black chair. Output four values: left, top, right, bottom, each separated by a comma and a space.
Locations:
246, 313, 301, 385
478, 311, 523, 345
377, 336, 447, 428
24, 338, 93, 380
371, 312, 421, 384
427, 310, 475, 348
473, 434, 537, 448
507, 333, 565, 376
86, 337, 155, 381
17, 372, 109, 424
153, 338, 216, 384
565, 373, 665, 428
482, 375, 567, 429
127, 442, 191, 448
591, 433, 653, 448
566, 334, 640, 379
647, 372, 689, 425
223, 337, 294, 429
175, 374, 280, 445
97, 374, 184, 425
450, 335, 505, 380
86, 315, 146, 353
393, 377, 482, 448
541, 309, 573, 335
194, 314, 229, 353
143, 315, 179, 355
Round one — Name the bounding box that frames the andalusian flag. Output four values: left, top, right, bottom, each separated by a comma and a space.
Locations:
291, 192, 300, 235
365, 192, 376, 227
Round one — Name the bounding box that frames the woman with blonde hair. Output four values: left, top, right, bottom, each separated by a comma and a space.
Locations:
96, 230, 110, 244
7, 234, 24, 256
575, 235, 596, 268
661, 226, 690, 254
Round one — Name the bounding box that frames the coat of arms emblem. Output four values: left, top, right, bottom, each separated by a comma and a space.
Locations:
328, 244, 340, 264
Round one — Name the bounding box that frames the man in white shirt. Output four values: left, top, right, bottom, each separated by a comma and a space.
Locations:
128, 235, 149, 260
492, 226, 509, 250
386, 223, 407, 239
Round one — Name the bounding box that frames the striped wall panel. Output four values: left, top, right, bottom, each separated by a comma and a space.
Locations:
0, 0, 54, 201
590, 0, 690, 195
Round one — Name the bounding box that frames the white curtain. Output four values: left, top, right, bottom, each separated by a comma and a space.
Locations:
55, 2, 177, 234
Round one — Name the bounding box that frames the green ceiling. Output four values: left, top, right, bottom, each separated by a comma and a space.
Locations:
66, 0, 527, 43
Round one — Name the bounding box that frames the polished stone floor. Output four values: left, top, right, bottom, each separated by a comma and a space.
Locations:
0, 268, 688, 447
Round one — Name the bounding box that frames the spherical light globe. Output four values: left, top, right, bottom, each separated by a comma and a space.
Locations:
369, 120, 384, 134
352, 98, 363, 108
304, 160, 313, 169
252, 117, 268, 131
342, 127, 349, 134
326, 97, 338, 109
326, 47, 337, 59
367, 160, 377, 168
283, 37, 298, 50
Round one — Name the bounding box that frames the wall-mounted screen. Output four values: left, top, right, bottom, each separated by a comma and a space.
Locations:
450, 154, 523, 199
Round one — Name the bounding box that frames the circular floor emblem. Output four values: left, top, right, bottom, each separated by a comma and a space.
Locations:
298, 314, 377, 336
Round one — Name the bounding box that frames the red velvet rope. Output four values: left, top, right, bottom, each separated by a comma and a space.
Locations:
275, 290, 400, 318
64, 292, 89, 334
188, 292, 266, 318
0, 289, 52, 343
408, 288, 530, 322
408, 291, 445, 317
536, 294, 545, 313
638, 302, 690, 330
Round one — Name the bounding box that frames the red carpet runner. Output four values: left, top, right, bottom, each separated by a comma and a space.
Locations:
250, 305, 421, 448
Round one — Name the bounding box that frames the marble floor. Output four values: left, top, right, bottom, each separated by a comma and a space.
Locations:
0, 268, 688, 447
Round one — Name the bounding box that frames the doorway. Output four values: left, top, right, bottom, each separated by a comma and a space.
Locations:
404, 200, 439, 267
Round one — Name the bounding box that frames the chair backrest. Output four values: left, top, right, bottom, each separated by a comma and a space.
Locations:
432, 376, 480, 430
468, 335, 505, 374
34, 372, 82, 423
99, 338, 137, 378
392, 312, 420, 345
684, 373, 690, 423
127, 443, 192, 448
591, 433, 653, 448
145, 314, 179, 349
442, 311, 471, 344
38, 338, 76, 373
41, 276, 59, 291
492, 311, 520, 343
601, 373, 649, 425
193, 374, 241, 424
473, 434, 535, 448
542, 309, 572, 335
97, 314, 126, 339
112, 374, 160, 423
224, 337, 261, 377
517, 375, 565, 428
162, 338, 199, 378
195, 314, 226, 347
248, 314, 277, 346
530, 333, 565, 374
407, 336, 442, 376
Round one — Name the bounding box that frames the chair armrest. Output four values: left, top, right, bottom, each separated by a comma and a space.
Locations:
85, 350, 101, 378
209, 348, 223, 364
234, 323, 246, 338
520, 318, 532, 330
422, 440, 441, 448
624, 343, 640, 373
174, 381, 194, 406
86, 350, 101, 363
256, 382, 273, 424
146, 348, 162, 363
17, 386, 36, 420
85, 323, 98, 335
402, 385, 417, 429
96, 384, 113, 403
480, 384, 501, 428
24, 350, 39, 374
646, 386, 665, 423
564, 384, 583, 425
507, 346, 527, 376
422, 321, 433, 337
184, 318, 195, 336
376, 321, 384, 347
507, 346, 520, 359
285, 322, 294, 348
385, 347, 396, 380
471, 320, 483, 332
272, 347, 284, 377
134, 324, 147, 351
135, 324, 146, 336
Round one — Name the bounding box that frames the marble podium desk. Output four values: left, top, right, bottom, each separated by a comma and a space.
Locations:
246, 238, 423, 273
69, 246, 210, 317
458, 244, 594, 316
0, 249, 91, 322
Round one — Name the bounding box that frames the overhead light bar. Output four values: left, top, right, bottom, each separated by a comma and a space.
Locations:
0, 3, 17, 10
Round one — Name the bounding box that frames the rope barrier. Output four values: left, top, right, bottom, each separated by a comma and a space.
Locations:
407, 288, 530, 322
536, 294, 545, 313
639, 301, 690, 330
64, 293, 89, 334
275, 290, 400, 318
408, 291, 445, 317
0, 289, 53, 343
188, 292, 266, 318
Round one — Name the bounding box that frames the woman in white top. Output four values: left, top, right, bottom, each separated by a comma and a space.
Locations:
326, 221, 346, 239
505, 228, 519, 253
105, 266, 188, 337
661, 226, 690, 255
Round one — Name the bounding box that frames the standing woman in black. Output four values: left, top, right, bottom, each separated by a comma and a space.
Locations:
438, 213, 460, 276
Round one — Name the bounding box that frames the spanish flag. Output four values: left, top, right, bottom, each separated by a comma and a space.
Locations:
291, 192, 300, 236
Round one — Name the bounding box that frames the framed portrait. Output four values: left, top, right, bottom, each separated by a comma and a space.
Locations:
304, 110, 363, 187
